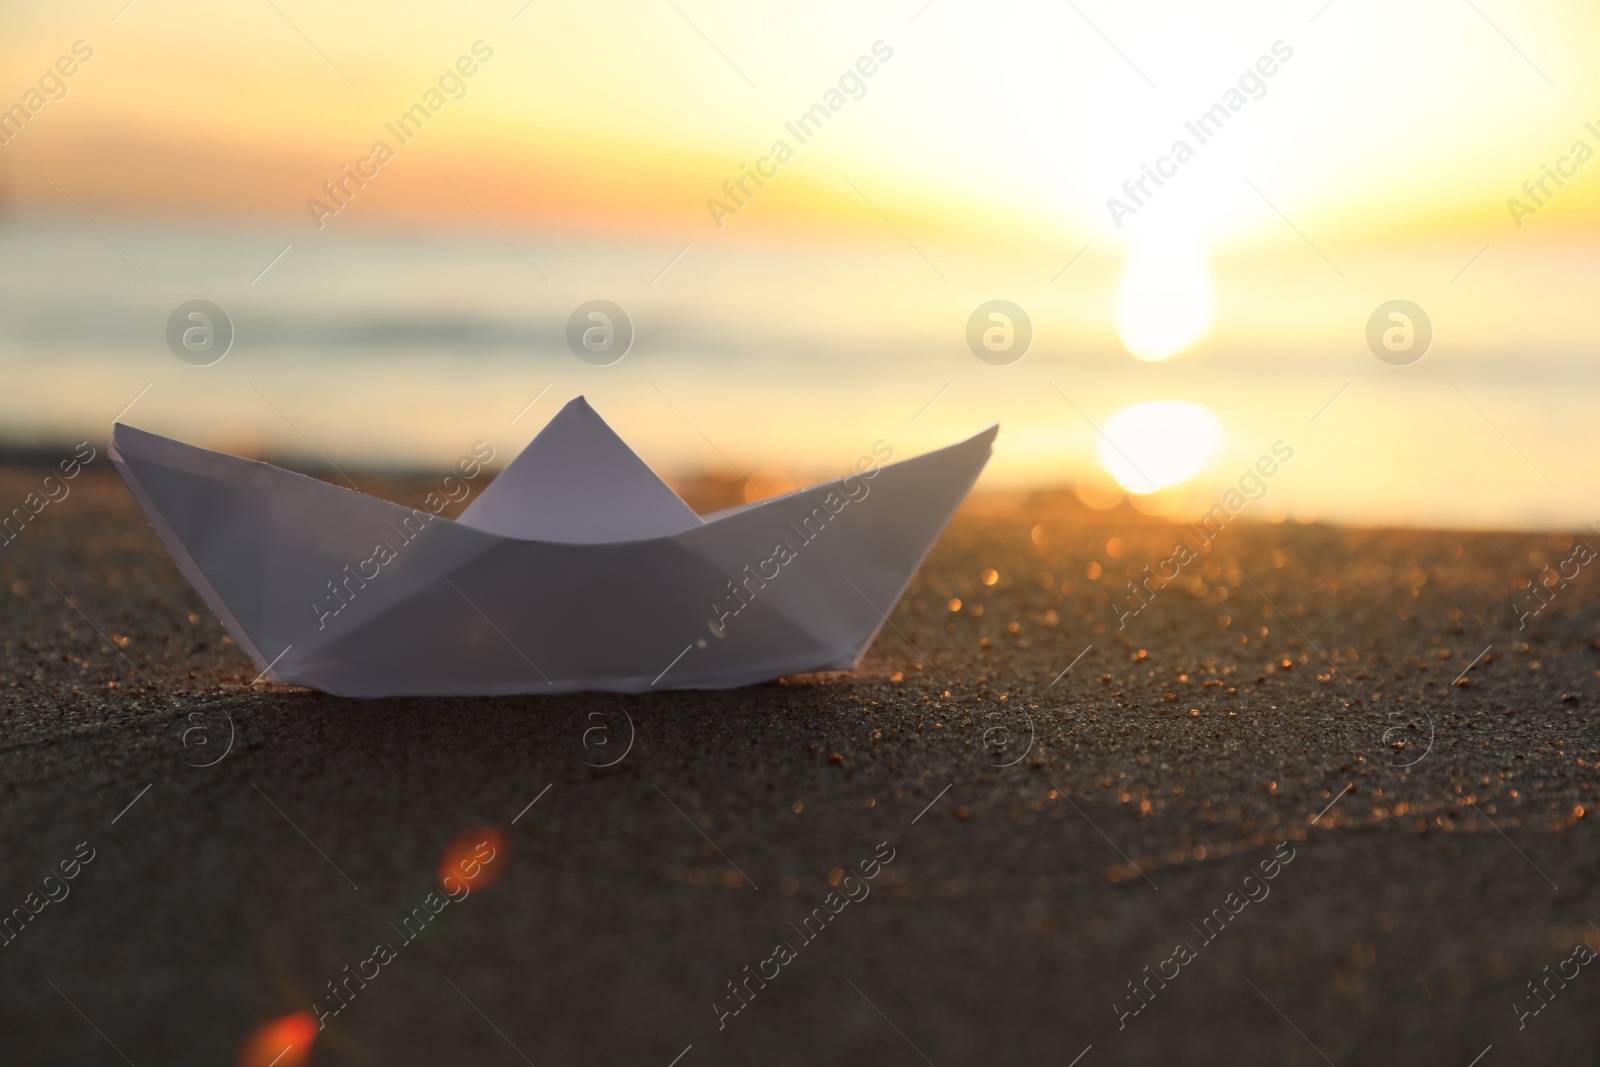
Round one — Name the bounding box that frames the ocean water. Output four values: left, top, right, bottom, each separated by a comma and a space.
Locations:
1, 217, 1594, 532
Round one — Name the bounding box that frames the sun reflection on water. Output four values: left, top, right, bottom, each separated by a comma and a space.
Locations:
1095, 400, 1222, 494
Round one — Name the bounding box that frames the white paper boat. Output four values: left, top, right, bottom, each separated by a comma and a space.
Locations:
108, 398, 996, 697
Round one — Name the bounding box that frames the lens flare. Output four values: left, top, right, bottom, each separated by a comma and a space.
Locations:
1115, 235, 1215, 362
1094, 401, 1222, 494
438, 826, 507, 892
238, 1012, 316, 1067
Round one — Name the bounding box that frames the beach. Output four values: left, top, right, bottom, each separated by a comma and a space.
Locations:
1, 465, 1597, 1065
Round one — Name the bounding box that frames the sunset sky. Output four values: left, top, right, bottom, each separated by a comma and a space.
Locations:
2, 0, 1598, 530
3, 0, 1596, 239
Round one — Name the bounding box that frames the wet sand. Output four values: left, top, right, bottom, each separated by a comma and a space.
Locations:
1, 466, 1597, 1066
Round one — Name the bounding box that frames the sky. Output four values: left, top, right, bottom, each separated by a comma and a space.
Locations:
4, 0, 1596, 240
1, 0, 1597, 530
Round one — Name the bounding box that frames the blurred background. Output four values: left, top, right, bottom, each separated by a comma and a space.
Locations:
1, 0, 1596, 530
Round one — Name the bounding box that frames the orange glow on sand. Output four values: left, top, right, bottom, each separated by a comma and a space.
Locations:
238, 1012, 316, 1067
438, 827, 507, 892
744, 468, 798, 504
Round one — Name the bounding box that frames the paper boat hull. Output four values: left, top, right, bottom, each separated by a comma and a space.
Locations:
109, 423, 995, 697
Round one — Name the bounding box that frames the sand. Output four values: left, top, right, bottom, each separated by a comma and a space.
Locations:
1, 466, 1597, 1066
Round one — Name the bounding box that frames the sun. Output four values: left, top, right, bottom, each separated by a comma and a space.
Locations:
1115, 233, 1216, 362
